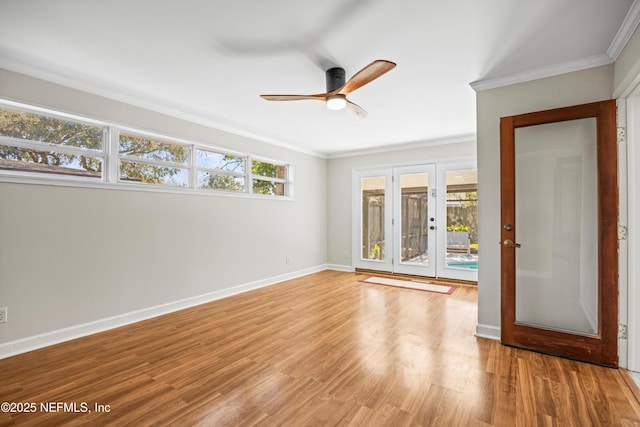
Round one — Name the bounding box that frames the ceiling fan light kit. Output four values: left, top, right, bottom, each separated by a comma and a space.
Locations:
260, 59, 396, 119
327, 94, 347, 110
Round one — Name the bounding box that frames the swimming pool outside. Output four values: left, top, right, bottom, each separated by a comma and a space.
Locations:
446, 253, 478, 270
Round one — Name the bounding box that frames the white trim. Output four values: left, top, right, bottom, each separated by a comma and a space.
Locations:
608, 0, 640, 61
470, 54, 613, 92
631, 371, 640, 388
0, 99, 294, 201
0, 264, 328, 360
627, 92, 640, 371
0, 98, 108, 127
618, 99, 630, 368
0, 57, 326, 159
327, 264, 355, 272
475, 324, 500, 340
0, 169, 295, 201
328, 134, 476, 159
613, 56, 640, 99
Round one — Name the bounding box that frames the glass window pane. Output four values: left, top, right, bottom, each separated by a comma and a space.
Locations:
198, 171, 245, 191
0, 107, 104, 150
252, 179, 285, 196
0, 145, 103, 178
445, 169, 478, 270
196, 149, 245, 172
119, 133, 189, 164
120, 160, 188, 187
361, 176, 385, 261
252, 160, 286, 179
514, 118, 598, 336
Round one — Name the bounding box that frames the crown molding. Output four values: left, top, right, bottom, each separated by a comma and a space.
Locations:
0, 57, 327, 159
471, 1, 640, 93
608, 0, 640, 61
469, 54, 613, 92
326, 133, 476, 159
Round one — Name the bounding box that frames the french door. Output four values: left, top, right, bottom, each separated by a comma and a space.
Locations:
393, 165, 437, 276
352, 162, 478, 280
500, 100, 618, 366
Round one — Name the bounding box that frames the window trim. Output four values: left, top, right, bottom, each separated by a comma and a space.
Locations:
0, 99, 294, 200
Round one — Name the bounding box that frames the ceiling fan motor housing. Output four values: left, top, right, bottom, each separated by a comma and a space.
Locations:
326, 67, 346, 92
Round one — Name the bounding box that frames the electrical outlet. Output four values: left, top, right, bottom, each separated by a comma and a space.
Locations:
344, 250, 350, 259
0, 307, 7, 324
286, 256, 291, 264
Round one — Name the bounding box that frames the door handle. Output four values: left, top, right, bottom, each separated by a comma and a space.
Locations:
503, 239, 521, 248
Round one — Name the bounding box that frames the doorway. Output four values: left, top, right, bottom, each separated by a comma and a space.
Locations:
352, 161, 478, 281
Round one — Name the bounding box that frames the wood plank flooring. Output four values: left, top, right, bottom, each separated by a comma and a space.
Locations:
1, 270, 639, 426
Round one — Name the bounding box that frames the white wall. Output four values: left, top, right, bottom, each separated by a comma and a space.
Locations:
475, 64, 614, 339
0, 69, 328, 355
326, 141, 476, 268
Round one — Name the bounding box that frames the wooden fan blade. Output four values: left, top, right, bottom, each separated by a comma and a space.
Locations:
345, 99, 368, 120
260, 93, 328, 101
338, 60, 396, 95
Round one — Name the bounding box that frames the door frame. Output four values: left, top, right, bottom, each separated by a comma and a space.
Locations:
352, 161, 479, 280
625, 89, 640, 372
500, 99, 618, 367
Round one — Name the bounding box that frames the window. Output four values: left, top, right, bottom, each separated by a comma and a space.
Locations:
251, 159, 287, 196
0, 106, 105, 179
0, 101, 292, 198
119, 133, 190, 187
196, 149, 245, 192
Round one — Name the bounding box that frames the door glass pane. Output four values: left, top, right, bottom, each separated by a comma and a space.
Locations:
399, 172, 429, 266
514, 118, 598, 336
362, 176, 386, 261
446, 169, 478, 270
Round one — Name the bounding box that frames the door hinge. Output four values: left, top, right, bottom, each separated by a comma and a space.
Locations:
618, 127, 626, 144
619, 324, 628, 340
431, 188, 436, 197
619, 225, 628, 240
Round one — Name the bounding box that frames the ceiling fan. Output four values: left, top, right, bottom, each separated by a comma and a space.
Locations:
260, 59, 396, 120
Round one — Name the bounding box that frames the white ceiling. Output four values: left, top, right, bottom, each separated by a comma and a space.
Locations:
0, 0, 637, 157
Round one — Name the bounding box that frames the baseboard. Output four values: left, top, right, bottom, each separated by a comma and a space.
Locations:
0, 264, 328, 360
620, 369, 640, 407
631, 371, 640, 390
327, 263, 355, 272
475, 324, 500, 340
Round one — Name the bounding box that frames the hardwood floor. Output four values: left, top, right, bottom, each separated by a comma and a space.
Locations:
1, 270, 639, 426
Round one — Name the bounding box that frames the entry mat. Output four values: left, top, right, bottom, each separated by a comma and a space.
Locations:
360, 276, 456, 294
